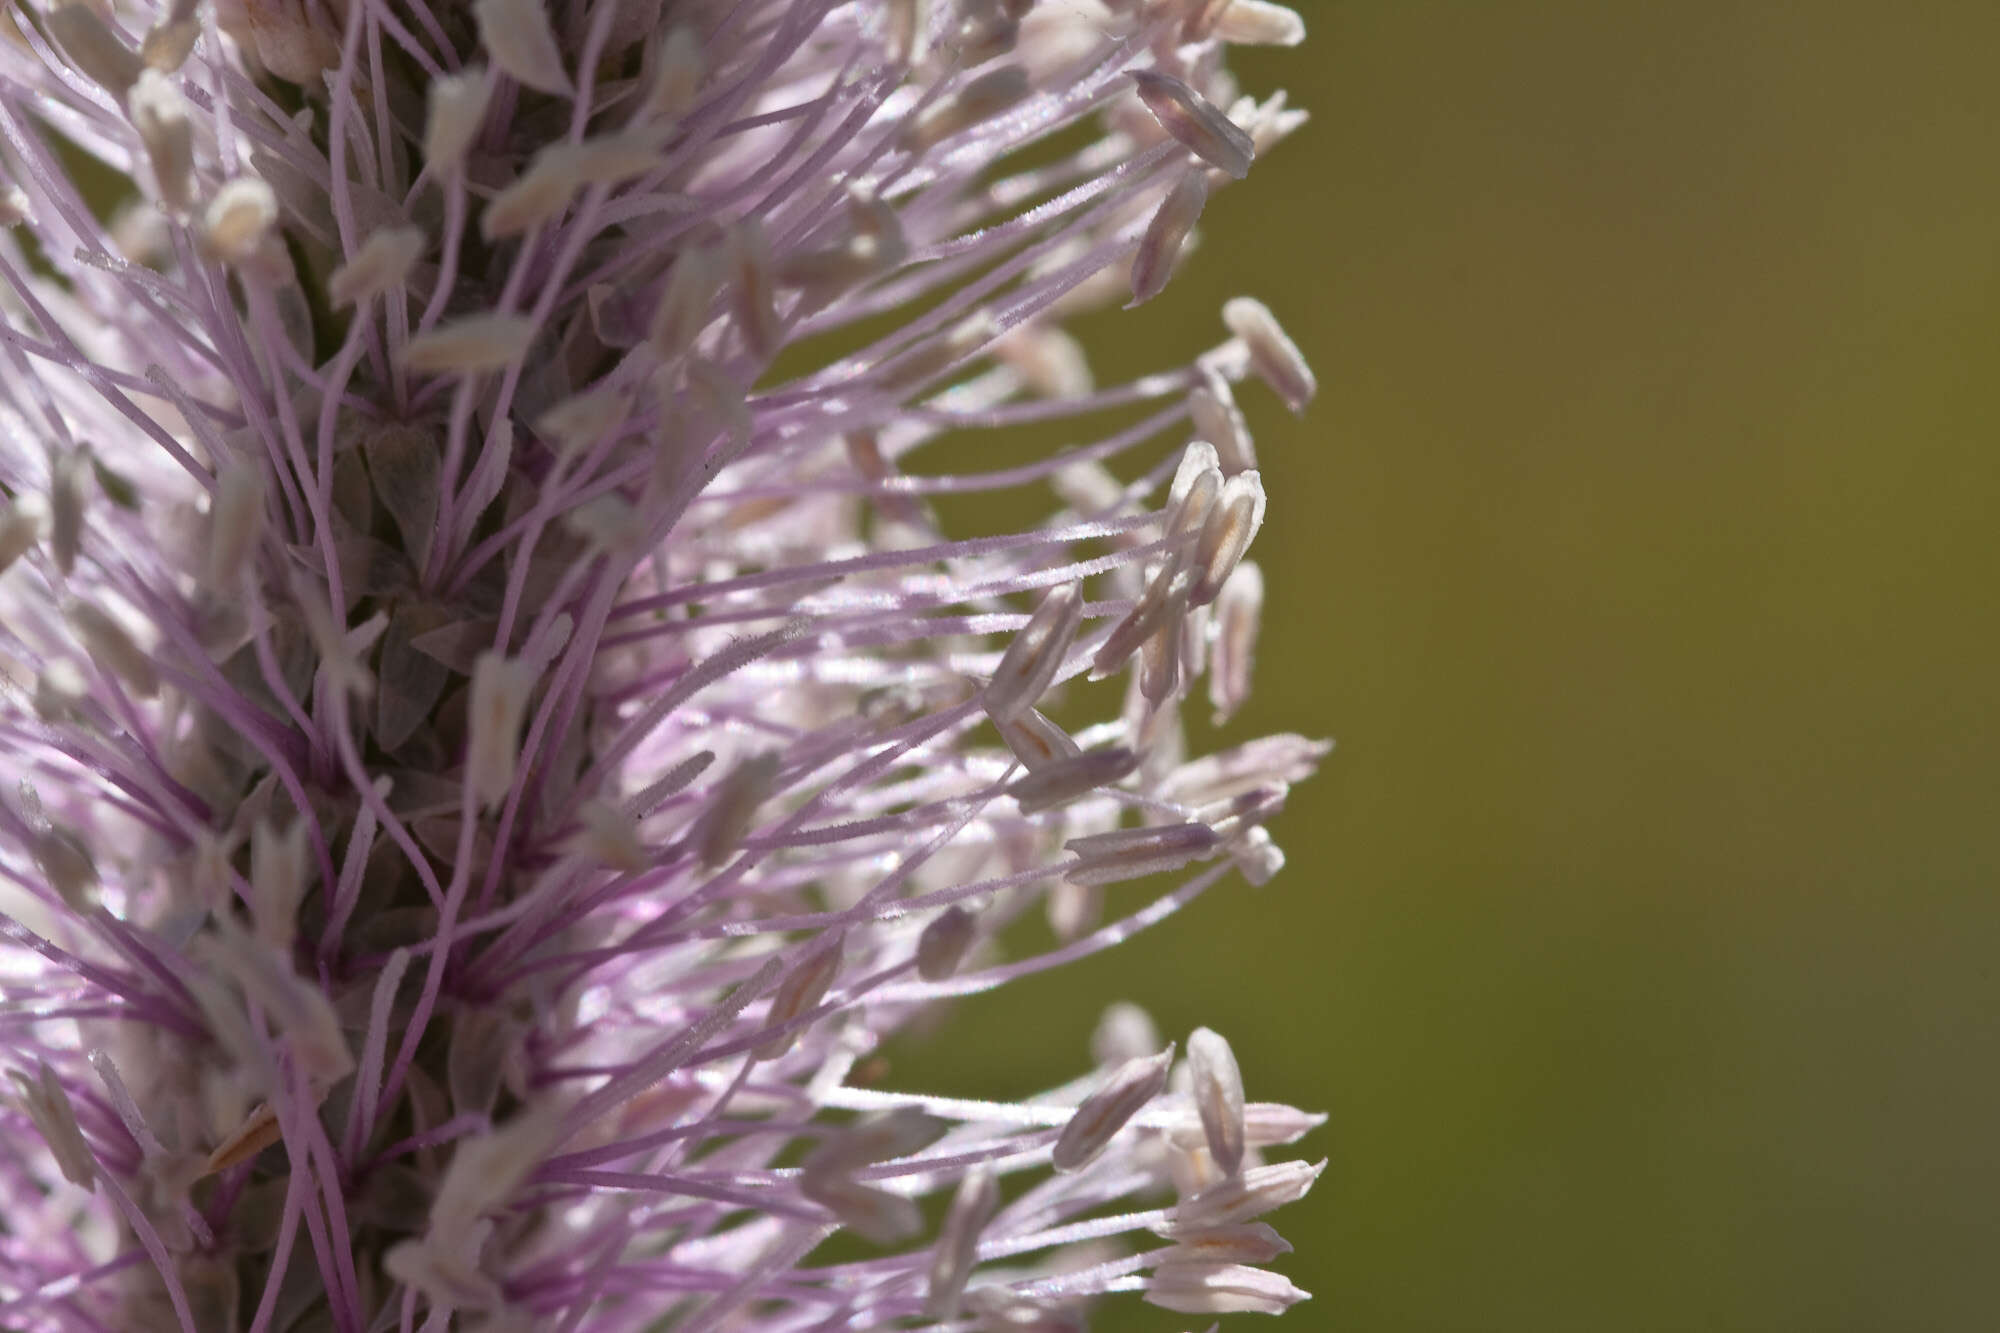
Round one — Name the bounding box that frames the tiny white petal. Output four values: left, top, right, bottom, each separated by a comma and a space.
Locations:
141, 16, 200, 71
885, 0, 932, 66
249, 817, 310, 951
202, 178, 278, 265
648, 243, 723, 362
1215, 0, 1307, 47
483, 151, 584, 239
0, 495, 47, 574
404, 313, 536, 374
1230, 825, 1287, 885
425, 68, 495, 174
430, 1106, 563, 1233
128, 70, 194, 216
637, 24, 703, 123
727, 219, 782, 359
50, 449, 85, 575
536, 381, 631, 456
206, 461, 266, 585
475, 0, 571, 96
328, 226, 426, 306
383, 1238, 505, 1312
467, 652, 537, 809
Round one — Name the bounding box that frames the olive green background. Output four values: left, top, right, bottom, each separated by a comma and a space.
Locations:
898, 4, 2000, 1329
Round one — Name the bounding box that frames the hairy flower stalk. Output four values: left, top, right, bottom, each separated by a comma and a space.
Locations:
0, 0, 1325, 1328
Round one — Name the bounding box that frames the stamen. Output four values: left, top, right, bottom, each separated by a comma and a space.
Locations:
474, 0, 572, 96
756, 933, 846, 1060
928, 1166, 1000, 1319
405, 313, 537, 374
128, 72, 195, 217
425, 68, 495, 175
201, 178, 279, 265
1130, 169, 1208, 308
1186, 1026, 1248, 1175
1053, 1045, 1175, 1171
1190, 469, 1266, 605
467, 652, 537, 809
329, 225, 425, 307
1215, 0, 1309, 48
1131, 70, 1256, 180
7, 1061, 96, 1189
1143, 1261, 1309, 1316
917, 905, 978, 981
1208, 560, 1262, 724
1222, 297, 1315, 412
984, 581, 1084, 724
46, 4, 142, 96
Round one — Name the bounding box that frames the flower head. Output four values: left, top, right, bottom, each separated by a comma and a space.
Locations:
0, 0, 1325, 1328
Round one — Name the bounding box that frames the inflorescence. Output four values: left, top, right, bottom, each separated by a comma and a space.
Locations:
0, 0, 1327, 1328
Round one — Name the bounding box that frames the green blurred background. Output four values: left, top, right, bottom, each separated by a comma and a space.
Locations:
901, 4, 2000, 1329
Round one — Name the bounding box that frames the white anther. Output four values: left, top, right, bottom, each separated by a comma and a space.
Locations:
1052, 1045, 1175, 1171
1130, 169, 1208, 307
474, 0, 571, 95
1208, 560, 1262, 725
908, 66, 1030, 151
756, 932, 845, 1059
1186, 1026, 1247, 1175
67, 599, 158, 699
927, 1166, 999, 1320
983, 581, 1084, 725
1190, 470, 1266, 606
8, 1061, 96, 1189
329, 225, 426, 307
697, 750, 780, 867
405, 313, 536, 374
425, 68, 495, 175
202, 178, 277, 265
1131, 69, 1255, 180
1222, 297, 1315, 413
916, 905, 977, 981
1065, 821, 1219, 886
128, 71, 194, 216
467, 652, 536, 809
1007, 745, 1139, 815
